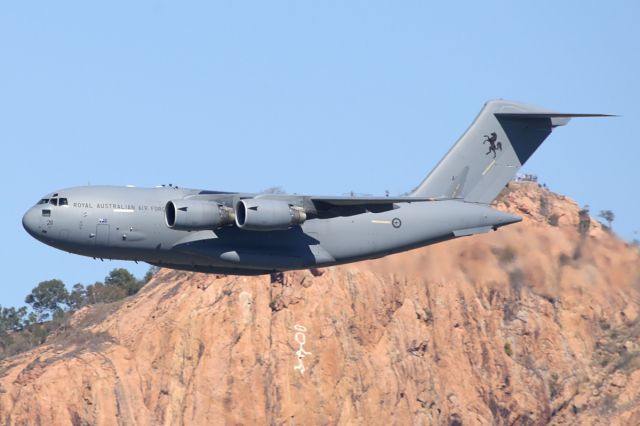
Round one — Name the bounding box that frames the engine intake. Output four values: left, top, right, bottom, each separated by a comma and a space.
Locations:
235, 199, 306, 231
165, 200, 235, 230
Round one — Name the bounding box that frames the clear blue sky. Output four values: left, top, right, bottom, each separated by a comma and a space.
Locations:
2, 2, 638, 307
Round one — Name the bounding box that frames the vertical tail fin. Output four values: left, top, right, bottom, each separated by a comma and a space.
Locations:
410, 100, 610, 204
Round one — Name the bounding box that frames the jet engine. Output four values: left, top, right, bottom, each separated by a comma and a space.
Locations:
165, 200, 235, 230
235, 199, 306, 231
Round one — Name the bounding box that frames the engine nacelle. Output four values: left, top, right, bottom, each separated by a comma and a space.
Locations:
235, 199, 306, 231
165, 200, 235, 230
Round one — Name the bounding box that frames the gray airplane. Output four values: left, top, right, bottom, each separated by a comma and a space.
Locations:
22, 100, 608, 275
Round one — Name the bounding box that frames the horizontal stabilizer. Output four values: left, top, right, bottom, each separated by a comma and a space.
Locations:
495, 112, 616, 127
494, 113, 615, 117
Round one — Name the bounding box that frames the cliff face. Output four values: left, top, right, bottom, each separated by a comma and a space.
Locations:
1, 182, 639, 425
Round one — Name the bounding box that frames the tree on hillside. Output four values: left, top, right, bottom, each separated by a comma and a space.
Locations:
67, 283, 87, 310
24, 279, 69, 321
83, 268, 148, 304
598, 210, 615, 229
85, 281, 127, 304
578, 205, 591, 237
0, 305, 28, 333
143, 266, 160, 283
1, 268, 152, 360
105, 268, 143, 296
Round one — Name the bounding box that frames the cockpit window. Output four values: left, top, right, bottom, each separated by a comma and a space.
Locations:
50, 198, 58, 206
59, 198, 68, 206
37, 199, 49, 205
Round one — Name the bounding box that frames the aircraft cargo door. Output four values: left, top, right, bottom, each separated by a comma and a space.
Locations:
95, 224, 110, 246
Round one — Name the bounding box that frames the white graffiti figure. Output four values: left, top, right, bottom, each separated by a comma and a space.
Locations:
293, 324, 312, 375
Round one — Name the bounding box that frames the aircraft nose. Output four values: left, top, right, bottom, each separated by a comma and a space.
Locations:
22, 207, 39, 237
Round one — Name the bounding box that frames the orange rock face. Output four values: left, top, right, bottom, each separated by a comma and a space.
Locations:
1, 182, 639, 425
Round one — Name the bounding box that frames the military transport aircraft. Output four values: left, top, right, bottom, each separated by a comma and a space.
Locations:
22, 100, 609, 275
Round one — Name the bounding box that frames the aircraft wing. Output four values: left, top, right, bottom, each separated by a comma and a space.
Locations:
309, 195, 439, 206
187, 191, 445, 218
307, 195, 445, 218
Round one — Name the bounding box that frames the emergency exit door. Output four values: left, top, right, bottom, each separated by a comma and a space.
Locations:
95, 224, 110, 245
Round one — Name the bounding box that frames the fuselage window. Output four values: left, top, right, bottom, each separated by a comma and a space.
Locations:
59, 198, 68, 206
50, 198, 58, 206
42, 209, 51, 217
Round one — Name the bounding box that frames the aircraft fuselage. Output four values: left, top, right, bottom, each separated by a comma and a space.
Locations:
24, 100, 604, 275
22, 185, 519, 275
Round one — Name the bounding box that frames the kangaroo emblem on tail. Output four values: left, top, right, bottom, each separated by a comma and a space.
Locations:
483, 132, 502, 158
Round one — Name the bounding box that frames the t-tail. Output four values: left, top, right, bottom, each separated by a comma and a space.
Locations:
411, 100, 611, 204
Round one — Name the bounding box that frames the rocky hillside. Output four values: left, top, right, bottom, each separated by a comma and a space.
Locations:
1, 182, 639, 425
